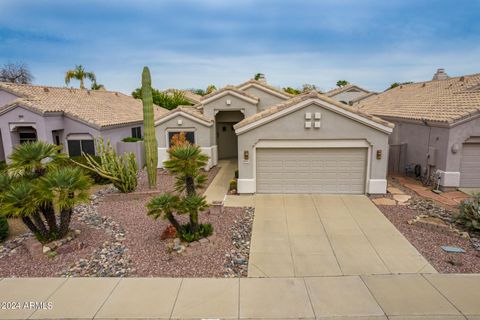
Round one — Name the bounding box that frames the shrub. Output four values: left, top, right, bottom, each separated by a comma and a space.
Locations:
122, 137, 143, 143
0, 161, 6, 173
234, 169, 239, 179
229, 179, 237, 191
179, 223, 213, 242
0, 215, 8, 242
70, 156, 110, 184
71, 138, 138, 193
456, 193, 480, 232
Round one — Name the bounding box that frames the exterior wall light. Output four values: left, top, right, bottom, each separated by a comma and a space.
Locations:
243, 150, 249, 161
376, 150, 382, 160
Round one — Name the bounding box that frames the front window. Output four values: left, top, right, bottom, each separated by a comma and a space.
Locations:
19, 131, 37, 144
67, 139, 95, 157
168, 131, 195, 147
131, 126, 142, 139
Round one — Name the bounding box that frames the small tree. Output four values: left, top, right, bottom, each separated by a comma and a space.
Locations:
0, 62, 34, 84
336, 80, 350, 88
0, 142, 92, 243
65, 65, 96, 89
147, 135, 211, 241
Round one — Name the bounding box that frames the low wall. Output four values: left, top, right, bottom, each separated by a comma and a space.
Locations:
117, 141, 145, 168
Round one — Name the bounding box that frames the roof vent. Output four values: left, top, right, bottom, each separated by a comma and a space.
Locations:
432, 68, 449, 80
43, 87, 49, 92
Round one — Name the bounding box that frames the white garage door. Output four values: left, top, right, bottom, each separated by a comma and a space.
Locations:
256, 148, 367, 194
460, 144, 480, 187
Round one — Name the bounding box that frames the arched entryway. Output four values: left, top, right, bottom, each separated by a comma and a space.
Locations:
215, 110, 244, 159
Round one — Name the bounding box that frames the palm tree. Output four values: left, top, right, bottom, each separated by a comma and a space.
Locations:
336, 80, 350, 88
91, 82, 105, 90
65, 65, 96, 89
147, 193, 182, 232
0, 142, 92, 242
205, 84, 217, 94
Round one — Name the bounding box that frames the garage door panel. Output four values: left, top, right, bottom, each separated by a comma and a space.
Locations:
256, 148, 367, 194
460, 144, 480, 188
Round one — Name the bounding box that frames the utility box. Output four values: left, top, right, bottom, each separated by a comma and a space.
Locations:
427, 146, 437, 165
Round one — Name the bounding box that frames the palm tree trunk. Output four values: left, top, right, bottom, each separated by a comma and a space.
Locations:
189, 212, 198, 233
42, 204, 58, 236
186, 176, 196, 196
58, 208, 72, 238
31, 212, 49, 240
80, 78, 85, 89
21, 216, 41, 238
165, 212, 182, 233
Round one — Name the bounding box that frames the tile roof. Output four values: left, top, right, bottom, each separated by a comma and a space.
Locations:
155, 105, 213, 125
357, 73, 480, 123
236, 79, 294, 98
234, 90, 393, 129
165, 89, 202, 104
201, 85, 259, 102
0, 82, 168, 128
325, 84, 370, 97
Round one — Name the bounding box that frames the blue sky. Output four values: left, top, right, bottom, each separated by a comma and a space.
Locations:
1, 0, 479, 94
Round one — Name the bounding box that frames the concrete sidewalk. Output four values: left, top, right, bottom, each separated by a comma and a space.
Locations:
1, 274, 479, 319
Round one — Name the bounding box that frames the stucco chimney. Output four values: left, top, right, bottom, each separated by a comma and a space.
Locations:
432, 68, 449, 80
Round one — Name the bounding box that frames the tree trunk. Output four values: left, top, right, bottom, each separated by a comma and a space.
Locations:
42, 204, 58, 237
21, 216, 41, 238
165, 212, 182, 233
31, 212, 49, 240
58, 208, 72, 238
186, 176, 196, 196
189, 212, 198, 233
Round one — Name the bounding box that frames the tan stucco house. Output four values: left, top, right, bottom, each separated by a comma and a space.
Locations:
0, 82, 167, 161
155, 79, 393, 194
357, 71, 480, 189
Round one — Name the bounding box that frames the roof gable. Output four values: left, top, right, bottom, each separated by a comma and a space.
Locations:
201, 86, 259, 105
154, 106, 213, 127
236, 79, 292, 99
234, 91, 393, 134
326, 84, 370, 97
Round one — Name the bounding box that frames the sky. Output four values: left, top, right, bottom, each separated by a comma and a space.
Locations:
0, 0, 479, 94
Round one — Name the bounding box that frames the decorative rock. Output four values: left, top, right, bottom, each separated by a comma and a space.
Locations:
42, 246, 51, 254
372, 198, 397, 206
388, 187, 405, 195
393, 194, 412, 203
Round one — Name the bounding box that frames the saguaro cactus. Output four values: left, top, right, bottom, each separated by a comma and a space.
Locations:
141, 67, 158, 188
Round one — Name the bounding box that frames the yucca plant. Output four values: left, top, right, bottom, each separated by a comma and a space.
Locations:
0, 142, 92, 243
71, 138, 138, 193
147, 136, 211, 241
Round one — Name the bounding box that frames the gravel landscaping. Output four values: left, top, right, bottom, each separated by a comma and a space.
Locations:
373, 180, 480, 273
0, 166, 256, 278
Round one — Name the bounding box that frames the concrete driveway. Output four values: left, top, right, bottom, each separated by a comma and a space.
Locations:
248, 194, 436, 277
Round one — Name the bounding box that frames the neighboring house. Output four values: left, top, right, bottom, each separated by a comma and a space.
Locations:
357, 71, 480, 189
165, 89, 203, 105
326, 84, 375, 105
155, 79, 393, 194
0, 82, 167, 162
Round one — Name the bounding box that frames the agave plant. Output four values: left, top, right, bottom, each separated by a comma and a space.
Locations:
0, 142, 92, 242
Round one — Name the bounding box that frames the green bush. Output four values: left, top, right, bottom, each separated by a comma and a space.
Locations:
179, 223, 213, 242
456, 193, 480, 232
70, 156, 110, 185
0, 216, 8, 242
0, 161, 6, 173
234, 169, 239, 179
229, 179, 237, 191
122, 137, 143, 142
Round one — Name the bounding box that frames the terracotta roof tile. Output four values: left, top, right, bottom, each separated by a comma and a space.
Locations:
0, 82, 168, 128
357, 73, 480, 123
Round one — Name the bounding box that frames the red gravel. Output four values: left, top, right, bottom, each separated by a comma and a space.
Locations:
0, 221, 108, 277
378, 204, 480, 273
98, 194, 244, 277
